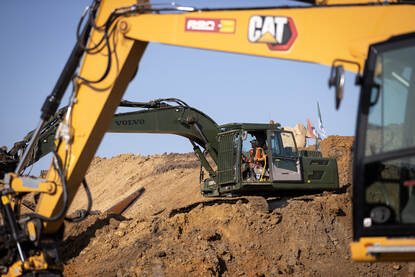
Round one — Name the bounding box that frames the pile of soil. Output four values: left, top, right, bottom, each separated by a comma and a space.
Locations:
68, 152, 204, 218
320, 135, 354, 188
60, 136, 409, 276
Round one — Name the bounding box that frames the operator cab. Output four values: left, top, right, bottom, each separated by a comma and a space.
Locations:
239, 126, 302, 183
203, 122, 338, 197
351, 32, 415, 261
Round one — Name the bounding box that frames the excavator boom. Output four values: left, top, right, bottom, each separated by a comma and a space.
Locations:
121, 3, 415, 72
0, 99, 219, 178
112, 99, 219, 159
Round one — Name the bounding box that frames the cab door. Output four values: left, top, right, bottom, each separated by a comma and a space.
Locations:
268, 130, 302, 181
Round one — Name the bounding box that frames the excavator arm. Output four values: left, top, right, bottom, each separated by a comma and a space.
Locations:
1, 1, 149, 275
113, 99, 219, 178
1, 98, 219, 182
113, 98, 219, 163
2, 0, 415, 275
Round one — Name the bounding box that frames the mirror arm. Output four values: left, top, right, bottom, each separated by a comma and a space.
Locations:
331, 59, 361, 75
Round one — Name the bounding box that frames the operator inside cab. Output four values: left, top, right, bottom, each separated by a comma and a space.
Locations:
249, 139, 266, 167
242, 138, 269, 182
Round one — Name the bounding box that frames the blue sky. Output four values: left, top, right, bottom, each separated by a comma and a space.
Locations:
0, 1, 360, 174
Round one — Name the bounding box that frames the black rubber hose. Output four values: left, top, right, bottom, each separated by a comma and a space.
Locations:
64, 179, 92, 223
40, 3, 96, 121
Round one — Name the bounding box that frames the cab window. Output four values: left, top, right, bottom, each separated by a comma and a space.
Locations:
270, 131, 297, 157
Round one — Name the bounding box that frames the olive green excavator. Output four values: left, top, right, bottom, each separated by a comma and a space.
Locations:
1, 98, 338, 197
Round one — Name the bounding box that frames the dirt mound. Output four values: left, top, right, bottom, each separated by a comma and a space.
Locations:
320, 136, 354, 187
61, 136, 409, 276
68, 152, 204, 218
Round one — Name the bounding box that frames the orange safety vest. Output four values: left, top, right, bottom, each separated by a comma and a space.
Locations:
249, 147, 265, 166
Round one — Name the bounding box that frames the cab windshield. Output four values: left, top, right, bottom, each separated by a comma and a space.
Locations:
270, 131, 297, 158
363, 43, 415, 225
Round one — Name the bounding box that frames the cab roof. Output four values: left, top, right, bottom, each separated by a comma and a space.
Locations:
219, 123, 282, 132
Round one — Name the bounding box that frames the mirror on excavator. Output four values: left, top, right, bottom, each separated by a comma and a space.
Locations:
328, 64, 345, 110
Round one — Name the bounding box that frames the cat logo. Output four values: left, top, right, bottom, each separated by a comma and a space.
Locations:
185, 18, 236, 34
248, 16, 297, 51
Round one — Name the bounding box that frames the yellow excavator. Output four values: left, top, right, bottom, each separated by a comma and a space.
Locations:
1, 0, 415, 275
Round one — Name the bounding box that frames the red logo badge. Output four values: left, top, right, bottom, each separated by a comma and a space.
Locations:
248, 16, 297, 51
185, 18, 236, 34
